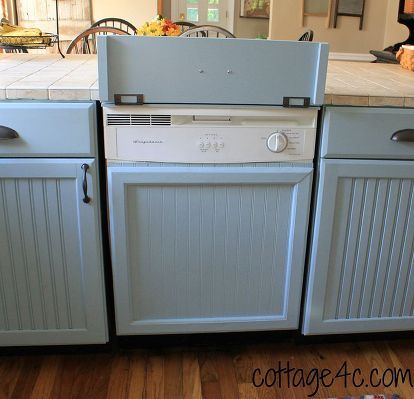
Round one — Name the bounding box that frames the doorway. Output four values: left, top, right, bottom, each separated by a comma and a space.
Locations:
171, 0, 234, 33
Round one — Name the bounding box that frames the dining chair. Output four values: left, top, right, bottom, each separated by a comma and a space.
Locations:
174, 21, 196, 33
91, 18, 137, 35
66, 26, 129, 54
179, 25, 235, 38
298, 30, 314, 41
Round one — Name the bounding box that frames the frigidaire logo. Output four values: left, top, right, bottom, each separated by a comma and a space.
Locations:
133, 140, 164, 144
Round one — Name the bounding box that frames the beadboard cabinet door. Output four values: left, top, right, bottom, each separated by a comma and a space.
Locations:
303, 159, 414, 335
0, 159, 107, 346
108, 164, 313, 335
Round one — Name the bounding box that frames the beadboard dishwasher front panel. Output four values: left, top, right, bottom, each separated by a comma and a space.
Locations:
108, 163, 312, 334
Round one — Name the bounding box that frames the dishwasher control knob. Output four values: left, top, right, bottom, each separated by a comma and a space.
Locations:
267, 132, 288, 153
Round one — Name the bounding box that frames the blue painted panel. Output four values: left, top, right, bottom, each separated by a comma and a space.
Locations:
321, 107, 414, 160
0, 102, 96, 158
0, 159, 107, 345
98, 36, 328, 106
108, 163, 313, 334
303, 159, 414, 335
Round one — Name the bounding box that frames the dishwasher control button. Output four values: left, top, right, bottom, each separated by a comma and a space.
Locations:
266, 132, 288, 153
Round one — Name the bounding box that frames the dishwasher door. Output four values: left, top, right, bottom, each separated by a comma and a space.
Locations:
108, 163, 312, 334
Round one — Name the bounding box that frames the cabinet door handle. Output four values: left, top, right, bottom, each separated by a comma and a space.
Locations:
81, 164, 91, 204
391, 129, 414, 142
0, 125, 19, 140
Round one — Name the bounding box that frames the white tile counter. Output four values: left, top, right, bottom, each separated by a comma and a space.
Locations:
1, 54, 414, 107
0, 54, 98, 101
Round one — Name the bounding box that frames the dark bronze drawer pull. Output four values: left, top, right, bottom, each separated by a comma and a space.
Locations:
0, 125, 19, 140
391, 129, 414, 142
81, 164, 91, 204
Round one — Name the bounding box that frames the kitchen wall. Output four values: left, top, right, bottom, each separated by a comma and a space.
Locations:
161, 0, 268, 38
269, 0, 392, 53
91, 0, 157, 27
233, 0, 269, 38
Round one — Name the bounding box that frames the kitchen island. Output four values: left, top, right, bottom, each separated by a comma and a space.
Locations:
1, 52, 414, 341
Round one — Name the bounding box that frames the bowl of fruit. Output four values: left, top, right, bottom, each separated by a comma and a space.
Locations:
0, 21, 58, 49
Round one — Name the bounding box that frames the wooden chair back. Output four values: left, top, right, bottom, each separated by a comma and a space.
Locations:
91, 18, 137, 35
298, 30, 314, 41
179, 25, 235, 38
174, 21, 196, 33
66, 27, 129, 54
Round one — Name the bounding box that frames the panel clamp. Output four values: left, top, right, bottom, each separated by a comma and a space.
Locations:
283, 97, 311, 108
114, 94, 144, 105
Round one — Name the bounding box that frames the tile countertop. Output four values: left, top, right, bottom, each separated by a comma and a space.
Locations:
2, 53, 414, 107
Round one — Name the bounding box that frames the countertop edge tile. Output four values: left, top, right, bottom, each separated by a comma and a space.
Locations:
404, 97, 414, 108
6, 88, 49, 100
48, 88, 92, 101
368, 96, 405, 107
330, 95, 369, 106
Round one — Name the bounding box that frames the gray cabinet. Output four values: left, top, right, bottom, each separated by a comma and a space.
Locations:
0, 159, 107, 346
303, 106, 414, 335
0, 101, 107, 346
108, 163, 312, 334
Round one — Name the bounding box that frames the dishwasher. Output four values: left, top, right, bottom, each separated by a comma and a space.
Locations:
98, 36, 328, 335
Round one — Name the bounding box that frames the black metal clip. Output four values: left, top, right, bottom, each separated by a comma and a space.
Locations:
283, 97, 311, 108
114, 94, 144, 105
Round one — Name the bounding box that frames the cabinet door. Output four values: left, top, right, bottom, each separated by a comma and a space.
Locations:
108, 165, 312, 334
0, 159, 107, 346
303, 159, 414, 335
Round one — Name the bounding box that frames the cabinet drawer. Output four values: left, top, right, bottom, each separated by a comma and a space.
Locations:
0, 102, 96, 157
321, 106, 414, 159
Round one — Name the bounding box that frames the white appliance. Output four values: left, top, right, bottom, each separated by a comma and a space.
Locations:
98, 36, 328, 335
104, 105, 318, 163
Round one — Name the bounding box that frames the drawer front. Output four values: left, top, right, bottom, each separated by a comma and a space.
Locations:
321, 106, 414, 159
0, 102, 96, 157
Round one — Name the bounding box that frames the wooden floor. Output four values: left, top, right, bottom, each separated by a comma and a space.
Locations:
0, 338, 413, 398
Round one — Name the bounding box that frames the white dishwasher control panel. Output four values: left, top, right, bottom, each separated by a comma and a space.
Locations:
104, 105, 318, 163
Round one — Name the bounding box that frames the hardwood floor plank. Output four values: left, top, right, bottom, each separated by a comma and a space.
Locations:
163, 352, 183, 399
182, 351, 202, 399
29, 355, 60, 399
199, 352, 222, 399
51, 354, 113, 399
10, 356, 42, 399
0, 356, 24, 399
127, 353, 147, 399
215, 352, 240, 399
238, 382, 259, 399
233, 348, 255, 384
106, 355, 130, 399
145, 355, 164, 399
